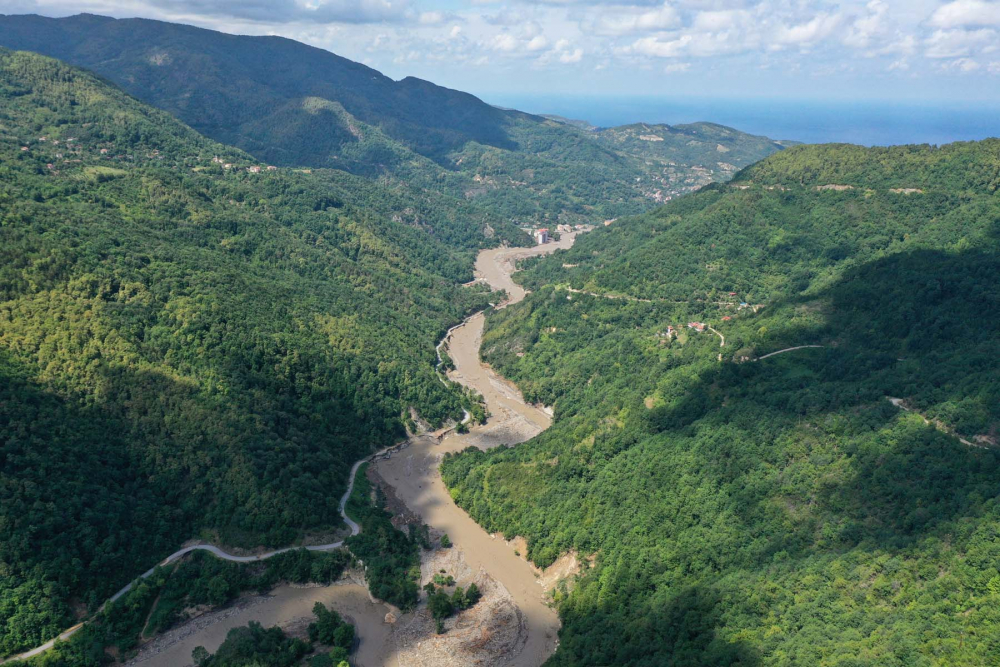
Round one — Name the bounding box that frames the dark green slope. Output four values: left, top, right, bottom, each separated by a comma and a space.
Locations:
443, 140, 1000, 666
0, 13, 788, 224
0, 13, 514, 162
0, 48, 490, 656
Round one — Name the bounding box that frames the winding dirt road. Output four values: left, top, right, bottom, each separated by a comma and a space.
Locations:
3, 447, 395, 666
753, 344, 825, 361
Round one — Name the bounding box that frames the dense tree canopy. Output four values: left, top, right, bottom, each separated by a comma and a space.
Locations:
0, 48, 488, 657
444, 139, 1000, 666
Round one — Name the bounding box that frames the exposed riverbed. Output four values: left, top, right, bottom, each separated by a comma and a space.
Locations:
125, 233, 578, 667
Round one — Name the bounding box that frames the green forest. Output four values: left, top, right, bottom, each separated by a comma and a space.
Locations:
3, 20, 1000, 667
7, 548, 352, 667
443, 140, 1000, 666
0, 13, 787, 226
344, 464, 421, 610
0, 48, 494, 658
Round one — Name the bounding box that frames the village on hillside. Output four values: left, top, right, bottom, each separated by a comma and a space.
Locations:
12, 131, 279, 177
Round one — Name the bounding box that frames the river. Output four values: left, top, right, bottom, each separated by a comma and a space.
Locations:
373, 232, 579, 665
37, 233, 579, 667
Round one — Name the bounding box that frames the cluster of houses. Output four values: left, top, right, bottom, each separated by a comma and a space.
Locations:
656, 317, 732, 340
656, 326, 676, 339
212, 156, 277, 173
533, 222, 593, 244
20, 136, 283, 179
656, 323, 707, 340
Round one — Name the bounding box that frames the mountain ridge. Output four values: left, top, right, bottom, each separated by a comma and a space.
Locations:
0, 12, 790, 223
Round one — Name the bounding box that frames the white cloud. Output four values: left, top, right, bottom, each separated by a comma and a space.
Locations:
418, 11, 446, 25
521, 20, 543, 39
22, 0, 1000, 100
588, 2, 680, 36
483, 9, 525, 26
559, 47, 585, 63
628, 34, 691, 58
873, 35, 918, 56
929, 0, 1000, 28
527, 35, 550, 51
925, 27, 998, 57
491, 33, 520, 52
160, 0, 412, 25
692, 9, 749, 32
774, 13, 843, 47
941, 56, 982, 70
843, 0, 888, 48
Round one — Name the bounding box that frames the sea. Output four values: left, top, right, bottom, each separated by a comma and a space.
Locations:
481, 94, 1000, 146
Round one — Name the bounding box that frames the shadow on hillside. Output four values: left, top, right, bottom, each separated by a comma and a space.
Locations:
646, 245, 1000, 556
0, 349, 185, 616
555, 584, 760, 667
0, 335, 363, 614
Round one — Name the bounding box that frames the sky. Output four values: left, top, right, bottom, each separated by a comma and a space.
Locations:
7, 0, 999, 105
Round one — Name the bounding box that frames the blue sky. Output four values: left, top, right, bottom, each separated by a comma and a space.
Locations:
10, 0, 1000, 103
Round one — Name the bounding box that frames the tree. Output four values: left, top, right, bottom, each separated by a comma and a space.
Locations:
192, 646, 210, 666
427, 587, 454, 620
465, 583, 481, 606
207, 575, 230, 606
333, 623, 354, 650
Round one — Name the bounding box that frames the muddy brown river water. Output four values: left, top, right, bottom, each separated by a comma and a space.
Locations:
125, 233, 578, 667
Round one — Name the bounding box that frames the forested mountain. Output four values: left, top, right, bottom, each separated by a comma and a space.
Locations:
0, 13, 788, 224
589, 121, 798, 196
442, 141, 1000, 665
0, 48, 497, 657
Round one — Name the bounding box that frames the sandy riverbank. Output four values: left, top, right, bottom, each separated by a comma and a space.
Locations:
124, 233, 578, 667
371, 233, 579, 666
126, 581, 396, 667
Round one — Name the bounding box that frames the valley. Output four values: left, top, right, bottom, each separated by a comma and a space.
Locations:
0, 14, 789, 228
1, 10, 999, 667
89, 235, 579, 667
371, 234, 583, 666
